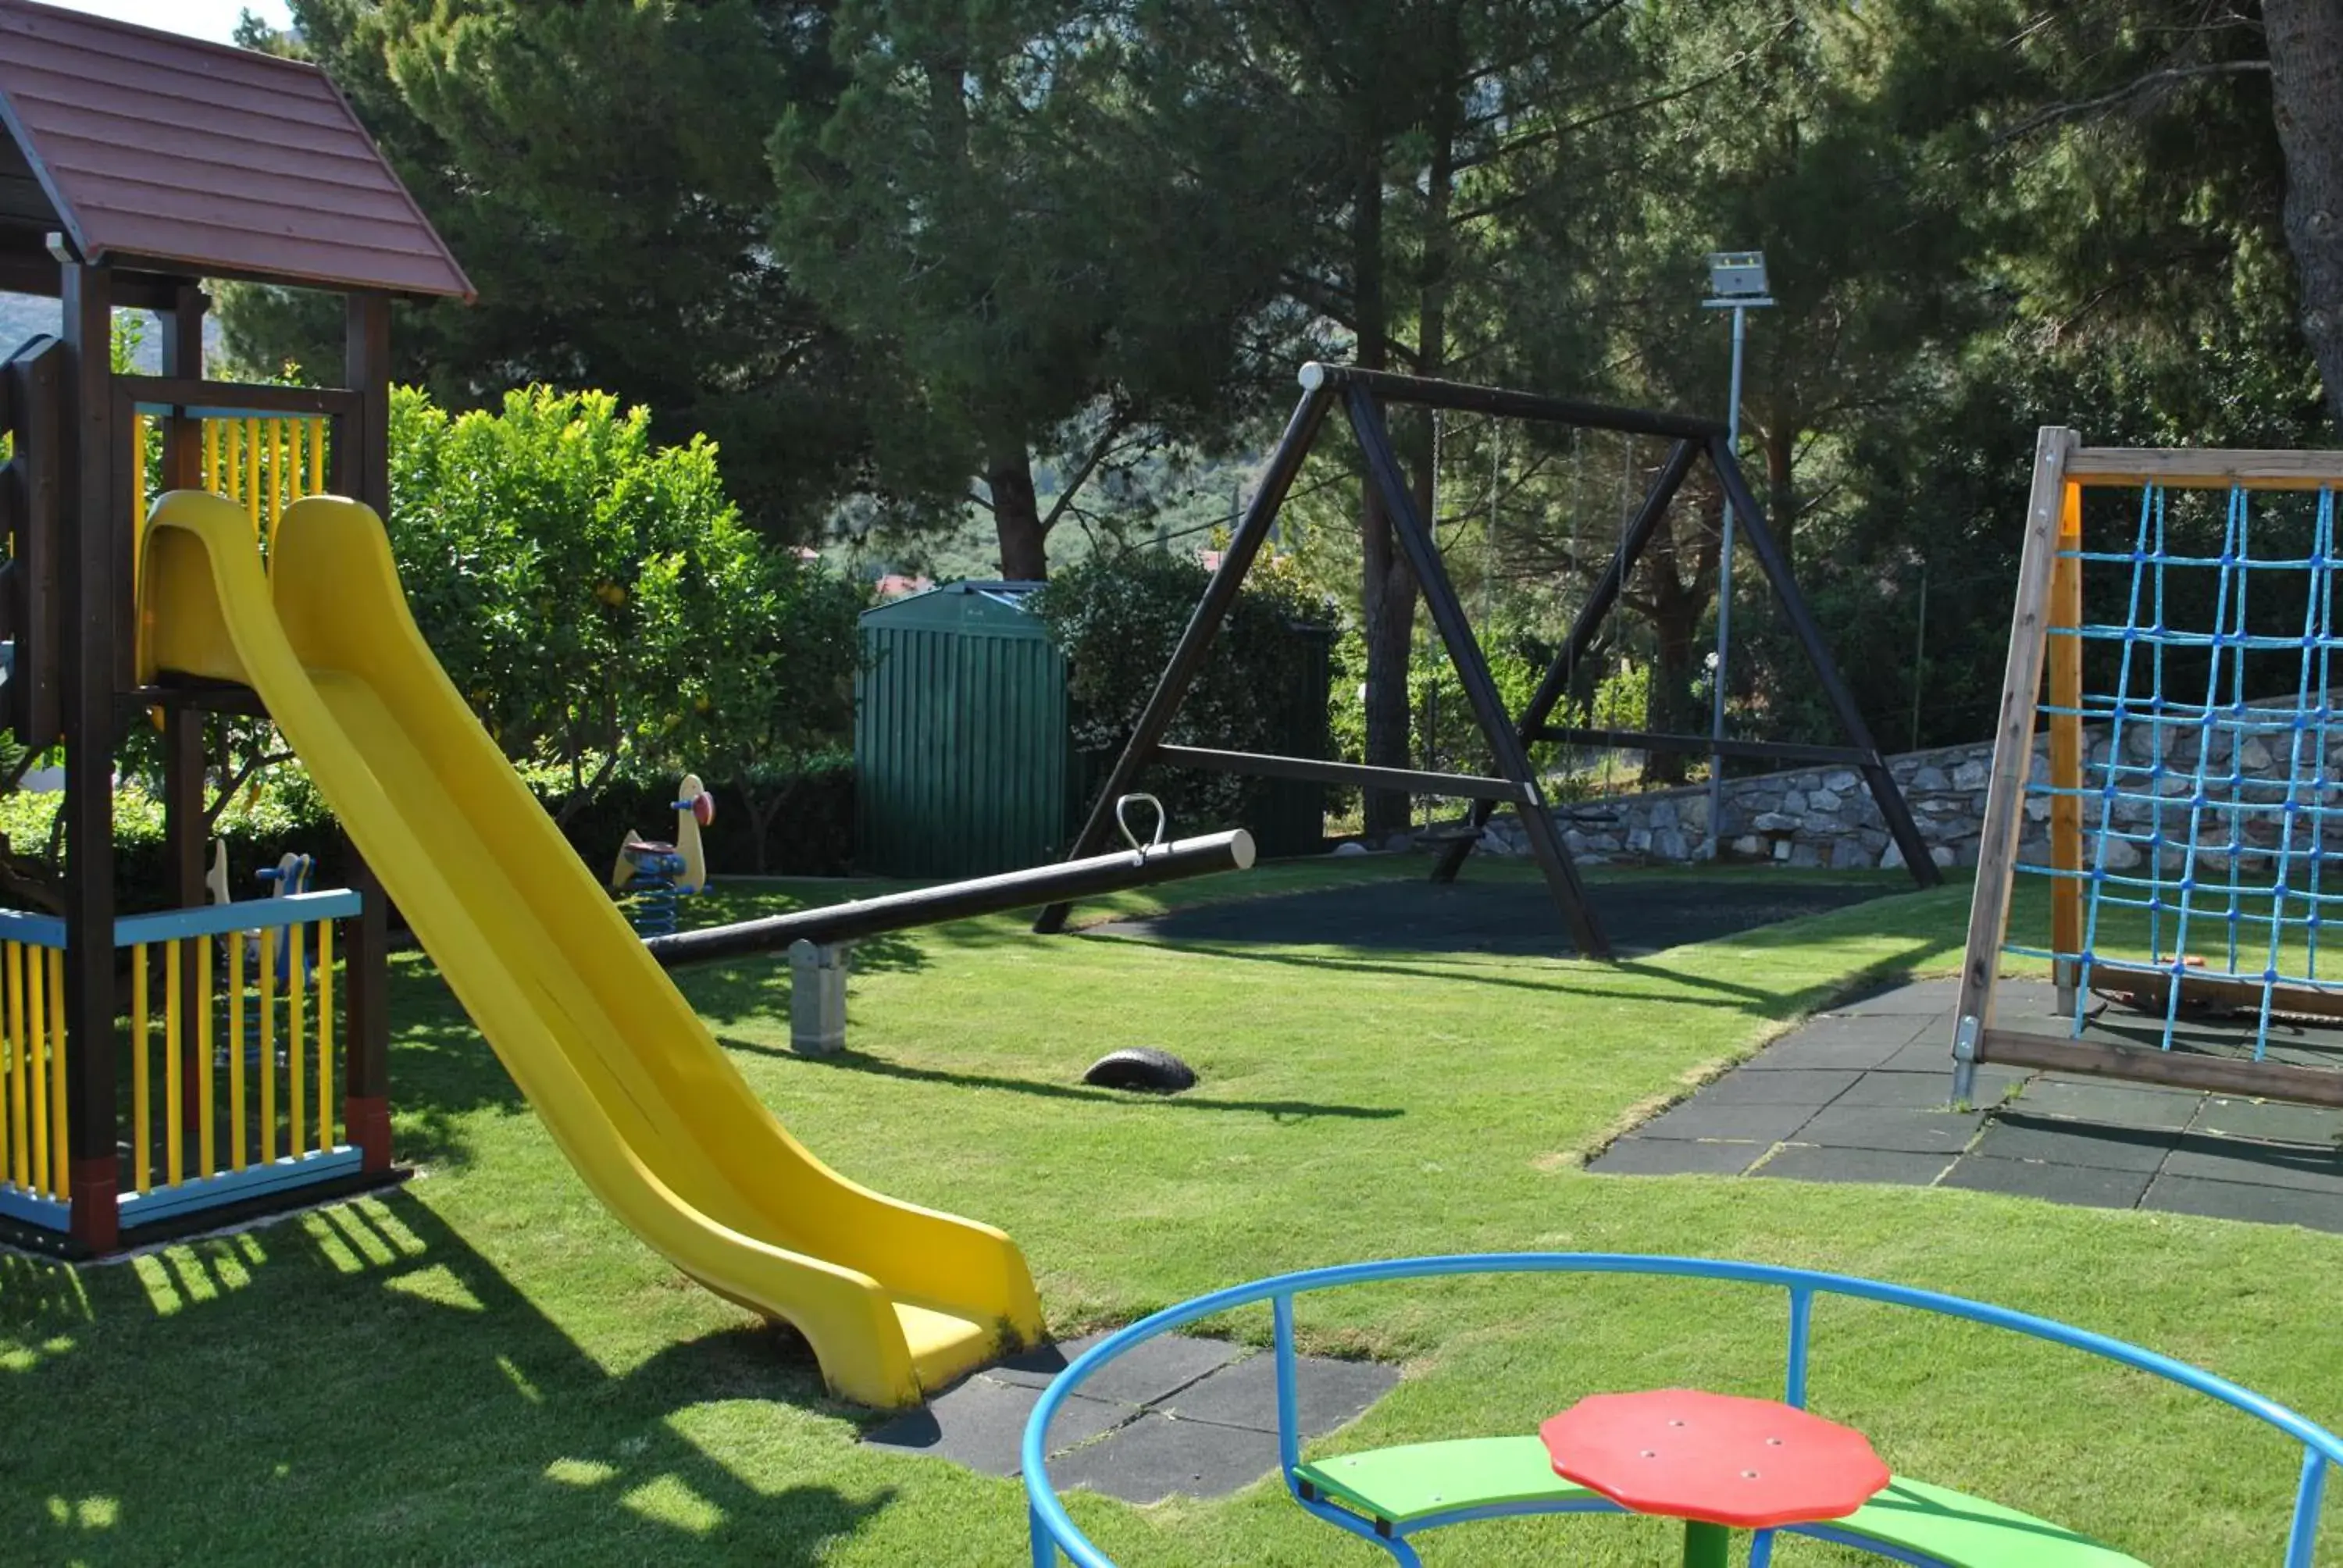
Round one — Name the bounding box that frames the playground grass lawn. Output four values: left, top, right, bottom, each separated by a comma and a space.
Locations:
5, 860, 2341, 1566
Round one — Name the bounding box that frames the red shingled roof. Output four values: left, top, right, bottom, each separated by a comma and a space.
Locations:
0, 0, 473, 300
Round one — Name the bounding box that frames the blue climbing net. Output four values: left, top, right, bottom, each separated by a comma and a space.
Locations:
2008, 483, 2343, 1057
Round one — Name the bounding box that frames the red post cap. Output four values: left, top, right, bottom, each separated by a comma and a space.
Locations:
1540, 1389, 1889, 1530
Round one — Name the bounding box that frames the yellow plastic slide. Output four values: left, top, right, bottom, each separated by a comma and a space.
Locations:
137, 490, 1043, 1407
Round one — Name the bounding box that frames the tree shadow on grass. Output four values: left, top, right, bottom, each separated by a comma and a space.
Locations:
716, 1039, 1404, 1123
1072, 933, 1952, 1024
1091, 936, 1788, 1011
380, 929, 931, 1174
0, 1190, 896, 1566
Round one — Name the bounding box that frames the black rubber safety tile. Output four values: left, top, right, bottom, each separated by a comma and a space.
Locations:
1587, 1138, 1770, 1177
2141, 1174, 2343, 1233
1688, 1068, 1864, 1107
2159, 1136, 2343, 1194
1044, 1411, 1282, 1503
988, 1332, 1243, 1406
1159, 1352, 1400, 1437
2191, 1096, 2343, 1149
1938, 1155, 2154, 1210
1969, 1117, 2180, 1173
1792, 1103, 1985, 1155
1751, 1146, 1956, 1186
1636, 1099, 1820, 1145
864, 1377, 1135, 1476
2013, 1079, 2204, 1132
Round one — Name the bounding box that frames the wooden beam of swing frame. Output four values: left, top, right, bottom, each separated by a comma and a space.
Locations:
1029, 380, 1335, 935
1525, 727, 1870, 766
2049, 479, 2084, 1000
1031, 365, 1616, 956
1978, 1028, 2343, 1107
1036, 362, 1942, 952
1704, 434, 1942, 886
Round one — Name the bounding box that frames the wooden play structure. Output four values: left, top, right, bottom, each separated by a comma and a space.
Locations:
0, 0, 473, 1251
1956, 429, 2343, 1109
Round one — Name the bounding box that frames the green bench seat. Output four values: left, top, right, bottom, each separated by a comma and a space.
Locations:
1293, 1436, 2146, 1566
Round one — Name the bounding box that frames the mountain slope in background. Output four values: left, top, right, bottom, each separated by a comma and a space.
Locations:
2, 292, 225, 369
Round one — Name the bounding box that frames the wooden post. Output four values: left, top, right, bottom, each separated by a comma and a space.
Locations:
59, 258, 119, 1252
160, 283, 205, 491
341, 293, 392, 1169
2049, 479, 2084, 1014
162, 285, 207, 1139
1952, 427, 2077, 1103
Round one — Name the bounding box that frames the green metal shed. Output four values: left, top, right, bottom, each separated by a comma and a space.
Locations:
855, 583, 1070, 878
854, 582, 1330, 878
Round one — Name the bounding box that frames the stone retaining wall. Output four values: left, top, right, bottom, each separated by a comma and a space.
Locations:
1462, 699, 2339, 871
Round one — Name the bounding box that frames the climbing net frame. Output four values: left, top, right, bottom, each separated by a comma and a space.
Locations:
1953, 429, 2343, 1110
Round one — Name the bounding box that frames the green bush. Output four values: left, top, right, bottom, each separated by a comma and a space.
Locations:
387, 385, 861, 822
0, 768, 345, 914
530, 752, 854, 878
2, 384, 865, 914
1032, 551, 1336, 832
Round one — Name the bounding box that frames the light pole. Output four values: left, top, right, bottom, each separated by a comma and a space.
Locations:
1702, 251, 1773, 860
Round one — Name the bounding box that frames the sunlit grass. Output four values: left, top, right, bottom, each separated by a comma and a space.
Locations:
0, 858, 2334, 1565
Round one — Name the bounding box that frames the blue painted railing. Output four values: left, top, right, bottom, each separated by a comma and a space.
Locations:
1022, 1253, 2343, 1568
0, 889, 358, 950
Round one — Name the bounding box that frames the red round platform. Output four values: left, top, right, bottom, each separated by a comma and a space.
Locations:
1539, 1388, 1889, 1530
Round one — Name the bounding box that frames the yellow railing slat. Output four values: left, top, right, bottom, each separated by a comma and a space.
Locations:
316, 918, 333, 1152
46, 948, 65, 1195
243, 417, 261, 536
229, 930, 247, 1173
259, 928, 276, 1164
3, 941, 20, 1188
164, 940, 183, 1188
165, 937, 185, 1181
28, 946, 48, 1197
9, 944, 26, 1191
132, 943, 150, 1195
197, 936, 216, 1181
288, 923, 305, 1158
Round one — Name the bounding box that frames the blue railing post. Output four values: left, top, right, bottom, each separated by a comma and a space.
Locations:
1273, 1292, 1301, 1477
1785, 1285, 1813, 1408
1030, 1501, 1057, 1568
2286, 1448, 2327, 1568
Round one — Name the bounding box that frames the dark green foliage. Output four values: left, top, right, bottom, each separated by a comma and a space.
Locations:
766, 0, 1306, 578
220, 0, 867, 535
1031, 551, 1335, 830
214, 0, 2343, 787
537, 753, 855, 881
383, 384, 862, 835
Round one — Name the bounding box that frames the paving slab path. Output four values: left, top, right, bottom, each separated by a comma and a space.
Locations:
1589, 978, 2343, 1232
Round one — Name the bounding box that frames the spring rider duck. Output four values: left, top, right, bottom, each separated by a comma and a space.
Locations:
608, 775, 714, 937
